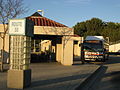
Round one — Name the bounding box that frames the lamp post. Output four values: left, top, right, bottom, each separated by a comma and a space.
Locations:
37, 10, 44, 16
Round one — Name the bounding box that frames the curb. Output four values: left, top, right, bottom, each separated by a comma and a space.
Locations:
75, 65, 107, 90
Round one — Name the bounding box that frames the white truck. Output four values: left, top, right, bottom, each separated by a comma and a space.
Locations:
81, 36, 109, 63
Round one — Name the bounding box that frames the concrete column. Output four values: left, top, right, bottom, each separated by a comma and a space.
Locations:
56, 38, 62, 63
56, 36, 74, 65
74, 43, 78, 56
74, 41, 81, 57
61, 36, 73, 65
56, 43, 63, 62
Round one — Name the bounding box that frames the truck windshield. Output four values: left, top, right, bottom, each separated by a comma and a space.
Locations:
83, 43, 103, 52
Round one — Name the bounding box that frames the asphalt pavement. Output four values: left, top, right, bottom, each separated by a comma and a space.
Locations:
90, 55, 120, 90
0, 61, 100, 90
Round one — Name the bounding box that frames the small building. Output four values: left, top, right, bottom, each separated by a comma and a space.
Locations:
0, 12, 83, 65
109, 43, 120, 52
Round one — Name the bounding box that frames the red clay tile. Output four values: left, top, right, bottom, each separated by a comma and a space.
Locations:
27, 12, 67, 27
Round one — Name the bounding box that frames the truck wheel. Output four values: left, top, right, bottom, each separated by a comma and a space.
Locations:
102, 56, 106, 62
81, 59, 85, 64
106, 54, 109, 60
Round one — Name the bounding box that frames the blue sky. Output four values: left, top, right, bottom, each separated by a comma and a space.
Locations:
22, 0, 120, 27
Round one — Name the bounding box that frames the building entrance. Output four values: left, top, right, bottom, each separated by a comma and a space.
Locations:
31, 35, 62, 63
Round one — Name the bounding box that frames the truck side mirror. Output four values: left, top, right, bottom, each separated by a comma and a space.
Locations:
79, 43, 83, 47
104, 48, 106, 51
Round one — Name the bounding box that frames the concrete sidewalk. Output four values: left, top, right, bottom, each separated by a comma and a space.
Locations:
0, 62, 100, 90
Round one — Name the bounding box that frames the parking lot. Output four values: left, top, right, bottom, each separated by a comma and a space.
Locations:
0, 62, 100, 90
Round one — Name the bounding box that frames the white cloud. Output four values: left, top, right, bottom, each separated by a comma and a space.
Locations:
65, 0, 92, 4
51, 0, 92, 6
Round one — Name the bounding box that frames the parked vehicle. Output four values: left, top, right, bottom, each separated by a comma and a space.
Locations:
80, 36, 109, 63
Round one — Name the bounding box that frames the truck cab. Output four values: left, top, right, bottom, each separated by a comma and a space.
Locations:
81, 36, 109, 62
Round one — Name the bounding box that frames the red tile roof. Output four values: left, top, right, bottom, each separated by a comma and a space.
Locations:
71, 34, 80, 37
27, 12, 67, 27
73, 34, 80, 37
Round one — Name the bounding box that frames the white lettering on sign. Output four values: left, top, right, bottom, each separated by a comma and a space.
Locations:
11, 22, 22, 27
11, 22, 23, 33
9, 19, 26, 35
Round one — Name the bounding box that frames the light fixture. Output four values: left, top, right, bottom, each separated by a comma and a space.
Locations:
37, 10, 44, 16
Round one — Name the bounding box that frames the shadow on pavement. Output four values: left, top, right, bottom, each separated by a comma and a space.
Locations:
28, 73, 90, 89
96, 71, 120, 90
105, 71, 120, 83
104, 56, 120, 65
76, 65, 108, 90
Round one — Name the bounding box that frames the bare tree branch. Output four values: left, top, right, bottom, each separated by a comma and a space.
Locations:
0, 0, 28, 71
0, 0, 27, 24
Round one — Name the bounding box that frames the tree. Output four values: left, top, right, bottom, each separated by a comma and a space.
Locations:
101, 22, 120, 42
74, 22, 87, 36
0, 0, 28, 71
74, 18, 104, 37
73, 18, 120, 42
85, 18, 103, 35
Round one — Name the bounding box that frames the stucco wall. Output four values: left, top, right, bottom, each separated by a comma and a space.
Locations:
109, 43, 120, 52
73, 37, 83, 57
34, 26, 74, 35
0, 24, 82, 65
40, 40, 51, 52
61, 36, 73, 65
0, 24, 9, 63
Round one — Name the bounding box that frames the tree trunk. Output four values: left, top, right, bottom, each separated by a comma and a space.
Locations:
1, 37, 5, 71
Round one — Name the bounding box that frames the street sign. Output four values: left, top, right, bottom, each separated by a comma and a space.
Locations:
9, 19, 34, 37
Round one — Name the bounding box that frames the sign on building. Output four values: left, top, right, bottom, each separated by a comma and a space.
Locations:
9, 19, 34, 37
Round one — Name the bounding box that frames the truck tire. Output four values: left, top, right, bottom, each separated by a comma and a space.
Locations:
102, 56, 106, 62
